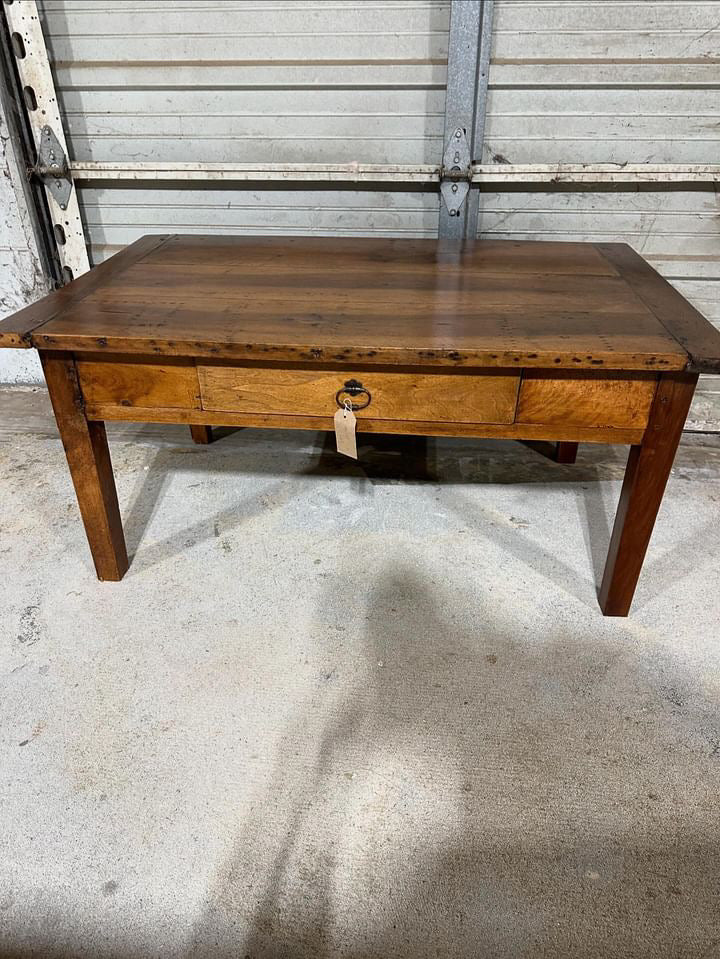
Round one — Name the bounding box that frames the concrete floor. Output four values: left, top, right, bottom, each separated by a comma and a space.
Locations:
1, 386, 720, 959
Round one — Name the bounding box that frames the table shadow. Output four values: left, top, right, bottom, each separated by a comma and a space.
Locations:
184, 567, 720, 959
117, 430, 623, 588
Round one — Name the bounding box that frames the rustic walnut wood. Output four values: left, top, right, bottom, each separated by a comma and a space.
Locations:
599, 372, 698, 616
597, 244, 720, 373
80, 400, 649, 445
2, 236, 719, 614
197, 365, 520, 424
521, 440, 579, 464
76, 355, 201, 409
515, 370, 657, 430
39, 352, 128, 581
0, 235, 172, 349
190, 425, 213, 444
4, 235, 690, 370
555, 442, 579, 464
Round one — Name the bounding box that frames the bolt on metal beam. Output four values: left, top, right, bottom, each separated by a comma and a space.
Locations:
439, 0, 494, 240
0, 11, 61, 286
4, 0, 89, 280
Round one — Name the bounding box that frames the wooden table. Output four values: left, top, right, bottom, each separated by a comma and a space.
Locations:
2, 235, 719, 615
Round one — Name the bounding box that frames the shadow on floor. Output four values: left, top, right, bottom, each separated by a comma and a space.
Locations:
1, 566, 719, 958
183, 568, 720, 959
117, 429, 621, 594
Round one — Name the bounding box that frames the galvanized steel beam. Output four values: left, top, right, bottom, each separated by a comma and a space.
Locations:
438, 0, 494, 239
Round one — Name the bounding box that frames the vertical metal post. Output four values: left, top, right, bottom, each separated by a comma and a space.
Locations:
439, 0, 494, 240
3, 0, 89, 279
0, 8, 59, 285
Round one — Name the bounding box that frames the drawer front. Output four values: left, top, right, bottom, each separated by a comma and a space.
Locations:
516, 371, 657, 429
77, 357, 200, 409
198, 366, 520, 425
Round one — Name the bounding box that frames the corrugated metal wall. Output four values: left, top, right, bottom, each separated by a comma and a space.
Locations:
480, 0, 720, 426
42, 0, 448, 255
34, 0, 720, 420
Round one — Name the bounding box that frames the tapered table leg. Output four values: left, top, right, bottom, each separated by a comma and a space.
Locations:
599, 372, 697, 616
40, 352, 128, 581
520, 440, 578, 463
555, 442, 578, 464
190, 425, 213, 444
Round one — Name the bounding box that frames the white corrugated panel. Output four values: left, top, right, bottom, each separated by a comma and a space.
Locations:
32, 0, 720, 422
38, 0, 448, 262
483, 0, 720, 423
42, 0, 450, 261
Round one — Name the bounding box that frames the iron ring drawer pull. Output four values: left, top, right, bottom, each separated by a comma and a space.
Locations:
335, 379, 371, 411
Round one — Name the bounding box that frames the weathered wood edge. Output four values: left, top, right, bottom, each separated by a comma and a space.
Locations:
597, 243, 720, 375
29, 333, 687, 372
0, 234, 175, 350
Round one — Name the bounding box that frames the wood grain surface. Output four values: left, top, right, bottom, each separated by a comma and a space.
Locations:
189, 425, 213, 444
599, 372, 699, 615
82, 402, 646, 446
197, 365, 520, 424
516, 371, 657, 429
598, 243, 720, 374
2, 234, 715, 372
40, 352, 128, 581
76, 356, 200, 409
0, 235, 172, 348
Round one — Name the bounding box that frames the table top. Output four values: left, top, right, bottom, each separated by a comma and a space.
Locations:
2, 235, 719, 373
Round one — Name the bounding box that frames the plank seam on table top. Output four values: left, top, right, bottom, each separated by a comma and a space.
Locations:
33, 235, 177, 340
0, 234, 176, 348
596, 242, 720, 374
596, 242, 692, 370
6, 236, 692, 371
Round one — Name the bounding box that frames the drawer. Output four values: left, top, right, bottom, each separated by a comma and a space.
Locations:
77, 356, 200, 409
198, 366, 521, 425
516, 371, 657, 429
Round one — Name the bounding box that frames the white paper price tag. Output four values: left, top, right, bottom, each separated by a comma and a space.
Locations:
334, 401, 357, 459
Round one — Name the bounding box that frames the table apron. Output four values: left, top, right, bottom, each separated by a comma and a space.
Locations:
73, 354, 659, 445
